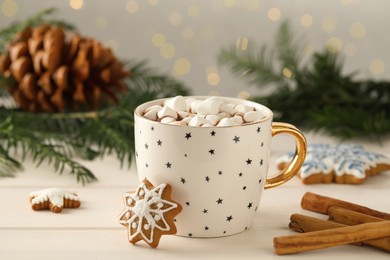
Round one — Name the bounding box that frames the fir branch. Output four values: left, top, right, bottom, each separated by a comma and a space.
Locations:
0, 144, 22, 177
0, 117, 96, 184
218, 20, 390, 140
218, 46, 284, 88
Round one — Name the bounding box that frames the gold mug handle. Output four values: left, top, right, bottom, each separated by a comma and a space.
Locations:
264, 122, 307, 189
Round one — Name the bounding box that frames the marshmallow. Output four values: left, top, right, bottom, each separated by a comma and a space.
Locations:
201, 123, 214, 127
178, 111, 190, 119
235, 104, 254, 114
160, 116, 176, 124
185, 98, 197, 112
205, 115, 221, 126
232, 115, 244, 124
165, 95, 187, 112
217, 117, 240, 127
143, 109, 159, 121
144, 105, 163, 113
190, 100, 202, 114
188, 115, 207, 127
182, 116, 193, 124
217, 112, 231, 119
219, 103, 236, 115
157, 106, 178, 119
196, 100, 221, 115
244, 111, 265, 122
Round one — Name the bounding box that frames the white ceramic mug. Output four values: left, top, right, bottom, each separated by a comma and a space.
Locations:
134, 96, 306, 237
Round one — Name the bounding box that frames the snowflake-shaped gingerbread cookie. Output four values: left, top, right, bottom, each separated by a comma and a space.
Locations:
118, 179, 182, 248
30, 188, 81, 213
277, 144, 390, 184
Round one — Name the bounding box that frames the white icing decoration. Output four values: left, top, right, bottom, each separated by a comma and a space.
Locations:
277, 144, 390, 179
154, 215, 161, 221
30, 188, 78, 207
118, 183, 178, 244
132, 222, 137, 229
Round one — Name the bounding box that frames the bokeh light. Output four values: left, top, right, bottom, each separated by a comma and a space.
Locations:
223, 0, 236, 8
160, 43, 176, 59
69, 0, 83, 10
237, 91, 251, 100
322, 15, 338, 33
326, 37, 343, 53
1, 0, 18, 17
344, 43, 357, 57
169, 12, 182, 26
236, 37, 249, 51
148, 0, 159, 6
126, 0, 139, 14
152, 33, 166, 47
181, 27, 194, 40
350, 22, 367, 39
188, 5, 200, 17
282, 68, 293, 78
370, 59, 385, 74
268, 7, 281, 22
174, 58, 191, 75
207, 72, 220, 86
243, 0, 260, 12
300, 14, 313, 27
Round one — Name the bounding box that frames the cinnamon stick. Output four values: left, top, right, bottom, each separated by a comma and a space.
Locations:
301, 192, 390, 220
273, 220, 390, 255
290, 213, 390, 252
328, 206, 385, 225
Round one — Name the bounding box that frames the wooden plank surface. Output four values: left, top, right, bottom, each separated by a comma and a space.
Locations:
1, 132, 390, 259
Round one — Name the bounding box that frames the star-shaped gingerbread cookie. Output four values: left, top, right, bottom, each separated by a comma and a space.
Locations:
29, 188, 81, 213
118, 179, 182, 248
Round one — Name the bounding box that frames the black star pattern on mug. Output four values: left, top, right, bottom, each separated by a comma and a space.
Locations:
257, 127, 261, 133
261, 142, 264, 147
145, 143, 149, 150
255, 206, 258, 211
242, 186, 247, 190
185, 202, 190, 206
135, 151, 138, 157
246, 158, 252, 165
260, 159, 264, 166
247, 202, 253, 209
209, 149, 215, 155
188, 233, 193, 237
238, 172, 243, 177
259, 179, 262, 184
203, 209, 208, 214
151, 126, 155, 131
245, 226, 248, 230
185, 133, 192, 140
226, 215, 233, 222
223, 231, 226, 234
180, 177, 186, 184
145, 163, 149, 168
205, 176, 210, 182
216, 198, 223, 204
233, 136, 240, 143
157, 139, 162, 146
166, 162, 172, 168
210, 130, 216, 136
184, 154, 188, 157
205, 226, 209, 231
218, 170, 223, 175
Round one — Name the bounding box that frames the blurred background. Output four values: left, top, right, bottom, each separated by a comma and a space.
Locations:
1, 0, 389, 98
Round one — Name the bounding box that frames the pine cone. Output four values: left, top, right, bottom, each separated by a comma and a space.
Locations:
0, 24, 129, 112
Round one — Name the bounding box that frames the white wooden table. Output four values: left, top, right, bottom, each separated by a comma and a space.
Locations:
1, 132, 389, 260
